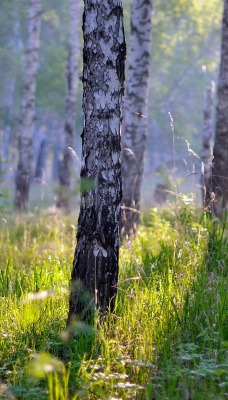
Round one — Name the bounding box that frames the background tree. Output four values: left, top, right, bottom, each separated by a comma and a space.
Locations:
15, 0, 42, 210
57, 0, 82, 210
211, 0, 228, 215
33, 117, 50, 181
121, 0, 153, 235
148, 0, 222, 174
201, 82, 214, 208
67, 0, 126, 323
0, 0, 224, 210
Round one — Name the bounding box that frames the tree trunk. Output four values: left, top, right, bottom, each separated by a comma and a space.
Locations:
57, 0, 82, 210
52, 117, 64, 181
1, 4, 24, 181
121, 0, 153, 236
34, 123, 49, 181
0, 127, 11, 180
15, 0, 42, 210
33, 118, 49, 181
67, 0, 126, 324
211, 0, 228, 215
201, 83, 214, 208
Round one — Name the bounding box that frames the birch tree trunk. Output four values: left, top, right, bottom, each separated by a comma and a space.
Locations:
201, 83, 214, 208
1, 3, 24, 180
52, 116, 64, 181
121, 0, 153, 236
67, 0, 126, 323
34, 123, 49, 181
211, 0, 228, 215
15, 0, 42, 210
57, 0, 82, 210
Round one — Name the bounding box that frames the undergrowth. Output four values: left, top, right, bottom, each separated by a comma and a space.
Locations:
0, 197, 227, 399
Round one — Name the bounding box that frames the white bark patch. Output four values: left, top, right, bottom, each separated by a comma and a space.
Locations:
93, 245, 107, 258
112, 152, 119, 165
86, 8, 98, 34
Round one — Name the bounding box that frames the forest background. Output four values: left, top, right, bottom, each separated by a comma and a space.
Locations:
0, 1, 228, 399
0, 0, 223, 209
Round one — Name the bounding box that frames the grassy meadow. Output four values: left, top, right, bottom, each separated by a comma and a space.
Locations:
0, 196, 227, 399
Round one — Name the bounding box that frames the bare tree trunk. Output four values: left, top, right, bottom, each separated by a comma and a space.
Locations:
15, 0, 42, 210
0, 127, 11, 180
52, 117, 64, 181
34, 122, 49, 181
1, 3, 24, 180
67, 0, 126, 324
57, 0, 82, 210
211, 0, 228, 215
201, 83, 214, 208
121, 0, 153, 236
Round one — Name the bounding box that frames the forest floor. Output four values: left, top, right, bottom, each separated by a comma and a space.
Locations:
0, 196, 227, 399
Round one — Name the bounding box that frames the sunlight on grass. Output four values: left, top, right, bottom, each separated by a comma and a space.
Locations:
0, 202, 227, 399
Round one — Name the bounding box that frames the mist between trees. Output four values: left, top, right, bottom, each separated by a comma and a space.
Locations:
0, 0, 224, 212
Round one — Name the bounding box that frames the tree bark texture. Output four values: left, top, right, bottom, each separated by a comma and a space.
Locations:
211, 0, 228, 215
57, 0, 82, 210
201, 83, 214, 208
15, 0, 42, 210
68, 0, 126, 323
121, 0, 153, 236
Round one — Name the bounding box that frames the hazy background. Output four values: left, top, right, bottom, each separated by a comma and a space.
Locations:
0, 0, 223, 211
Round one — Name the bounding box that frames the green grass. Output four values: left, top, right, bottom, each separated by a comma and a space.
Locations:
0, 197, 227, 399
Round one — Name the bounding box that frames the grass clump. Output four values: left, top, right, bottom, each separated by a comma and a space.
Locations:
0, 200, 227, 399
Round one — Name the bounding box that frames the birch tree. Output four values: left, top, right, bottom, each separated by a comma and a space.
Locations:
15, 0, 42, 210
67, 0, 126, 323
211, 0, 228, 215
121, 0, 153, 236
57, 0, 82, 210
0, 1, 24, 179
201, 83, 214, 208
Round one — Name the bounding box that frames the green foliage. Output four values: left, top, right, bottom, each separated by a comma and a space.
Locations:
148, 0, 222, 164
0, 201, 227, 399
0, 0, 223, 170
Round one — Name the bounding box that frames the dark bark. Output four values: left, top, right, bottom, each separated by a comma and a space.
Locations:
35, 139, 48, 180
67, 0, 126, 324
211, 0, 228, 215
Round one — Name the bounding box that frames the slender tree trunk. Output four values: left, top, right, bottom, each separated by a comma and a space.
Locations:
121, 0, 153, 236
0, 127, 11, 179
1, 79, 16, 178
211, 0, 228, 215
52, 117, 64, 181
34, 125, 49, 181
57, 0, 82, 210
1, 3, 24, 180
201, 83, 214, 208
15, 0, 42, 210
67, 0, 126, 324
